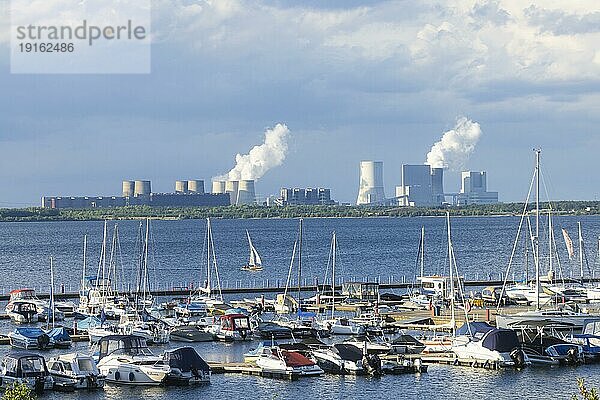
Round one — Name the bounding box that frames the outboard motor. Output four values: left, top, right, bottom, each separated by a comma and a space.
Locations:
37, 334, 50, 350
566, 347, 581, 365
34, 377, 45, 394
362, 354, 382, 376
509, 347, 526, 369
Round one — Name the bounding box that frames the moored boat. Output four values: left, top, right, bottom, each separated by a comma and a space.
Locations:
0, 353, 54, 394
47, 353, 105, 389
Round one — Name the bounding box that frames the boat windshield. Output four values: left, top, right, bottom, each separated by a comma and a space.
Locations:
100, 337, 153, 358
234, 318, 249, 329
77, 358, 95, 372
19, 357, 46, 377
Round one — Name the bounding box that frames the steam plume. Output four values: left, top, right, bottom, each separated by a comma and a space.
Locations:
215, 123, 290, 181
426, 117, 481, 170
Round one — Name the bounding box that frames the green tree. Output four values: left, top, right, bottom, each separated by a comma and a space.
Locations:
573, 378, 599, 400
2, 382, 36, 400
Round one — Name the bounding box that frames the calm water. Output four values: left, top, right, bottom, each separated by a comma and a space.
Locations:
2, 216, 600, 399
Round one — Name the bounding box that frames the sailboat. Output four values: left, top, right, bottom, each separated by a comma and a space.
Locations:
497, 150, 598, 331
241, 230, 263, 271
190, 218, 225, 310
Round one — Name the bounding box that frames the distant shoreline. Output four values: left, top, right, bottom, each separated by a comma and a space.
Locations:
1, 201, 599, 222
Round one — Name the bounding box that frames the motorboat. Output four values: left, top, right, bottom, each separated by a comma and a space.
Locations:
390, 334, 426, 355
569, 320, 600, 361
0, 353, 54, 394
241, 230, 264, 271
381, 356, 428, 374
172, 298, 208, 318
6, 288, 68, 320
96, 335, 171, 385
327, 318, 365, 335
75, 316, 102, 332
496, 307, 598, 332
312, 343, 381, 375
47, 353, 105, 389
118, 313, 170, 345
88, 325, 118, 344
46, 327, 72, 348
343, 335, 391, 355
8, 328, 52, 350
5, 299, 42, 323
254, 321, 293, 339
170, 326, 214, 342
521, 335, 584, 365
162, 347, 211, 385
451, 322, 529, 368
255, 344, 324, 377
208, 314, 252, 341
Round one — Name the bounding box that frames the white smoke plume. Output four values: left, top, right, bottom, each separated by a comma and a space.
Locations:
425, 117, 481, 171
215, 123, 290, 181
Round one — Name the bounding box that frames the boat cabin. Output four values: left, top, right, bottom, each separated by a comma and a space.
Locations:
417, 276, 464, 299
9, 289, 37, 302
219, 314, 250, 332
0, 353, 49, 379
341, 282, 379, 301
97, 335, 152, 360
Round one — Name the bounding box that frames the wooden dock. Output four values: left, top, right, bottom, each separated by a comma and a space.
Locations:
207, 362, 300, 380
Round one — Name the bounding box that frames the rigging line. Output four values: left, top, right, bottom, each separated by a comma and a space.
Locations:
497, 166, 537, 311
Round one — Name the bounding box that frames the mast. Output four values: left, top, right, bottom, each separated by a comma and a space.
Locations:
206, 218, 211, 296
247, 230, 254, 266
100, 220, 108, 304
81, 234, 87, 292
579, 222, 584, 282
420, 226, 425, 278
446, 212, 455, 335
548, 212, 553, 281
534, 149, 541, 310
297, 218, 303, 308
143, 218, 150, 305
50, 256, 55, 328
331, 231, 336, 319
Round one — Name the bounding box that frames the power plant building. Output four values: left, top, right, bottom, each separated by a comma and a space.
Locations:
278, 187, 335, 206
396, 165, 445, 207
356, 161, 386, 205
211, 179, 256, 205
42, 179, 229, 209
456, 171, 499, 205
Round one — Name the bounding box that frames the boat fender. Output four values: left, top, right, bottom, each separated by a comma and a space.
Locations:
114, 371, 121, 381
129, 372, 135, 382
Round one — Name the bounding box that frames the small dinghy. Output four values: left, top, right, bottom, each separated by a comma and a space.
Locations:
47, 353, 105, 389
0, 352, 54, 394
8, 327, 52, 350
162, 347, 211, 385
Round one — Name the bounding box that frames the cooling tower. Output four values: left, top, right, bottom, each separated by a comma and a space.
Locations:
356, 161, 386, 205
225, 180, 240, 205
431, 167, 444, 205
237, 180, 256, 205
122, 180, 135, 197
212, 180, 226, 194
187, 180, 205, 194
134, 180, 151, 196
175, 180, 188, 193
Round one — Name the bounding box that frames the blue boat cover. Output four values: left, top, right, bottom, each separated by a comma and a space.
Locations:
15, 327, 46, 338
456, 321, 494, 336
297, 311, 316, 319
481, 329, 520, 353
46, 327, 71, 342
77, 316, 102, 330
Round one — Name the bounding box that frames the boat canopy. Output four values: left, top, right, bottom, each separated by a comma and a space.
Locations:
46, 327, 71, 342
1, 353, 47, 378
456, 321, 494, 337
584, 320, 600, 336
332, 344, 363, 362
481, 329, 520, 353
98, 335, 149, 359
297, 311, 316, 319
163, 347, 210, 374
15, 327, 46, 338
392, 334, 425, 346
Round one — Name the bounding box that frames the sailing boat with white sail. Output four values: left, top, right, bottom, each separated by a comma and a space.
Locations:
190, 218, 225, 309
242, 230, 263, 271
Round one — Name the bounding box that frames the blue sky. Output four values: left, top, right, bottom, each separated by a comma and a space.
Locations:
0, 0, 599, 206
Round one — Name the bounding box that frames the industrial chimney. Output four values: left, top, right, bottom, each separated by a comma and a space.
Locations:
356, 161, 386, 205
237, 180, 256, 205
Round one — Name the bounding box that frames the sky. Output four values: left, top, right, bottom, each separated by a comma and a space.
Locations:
0, 0, 599, 206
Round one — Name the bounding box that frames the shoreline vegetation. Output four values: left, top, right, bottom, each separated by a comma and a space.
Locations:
0, 201, 600, 222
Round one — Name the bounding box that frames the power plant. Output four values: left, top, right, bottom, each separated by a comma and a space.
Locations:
356, 161, 386, 205
396, 165, 445, 207
455, 171, 499, 205
42, 179, 228, 209
211, 179, 256, 206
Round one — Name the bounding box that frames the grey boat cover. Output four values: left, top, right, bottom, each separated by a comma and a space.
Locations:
456, 321, 494, 337
163, 347, 210, 374
481, 329, 520, 353
332, 344, 363, 362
